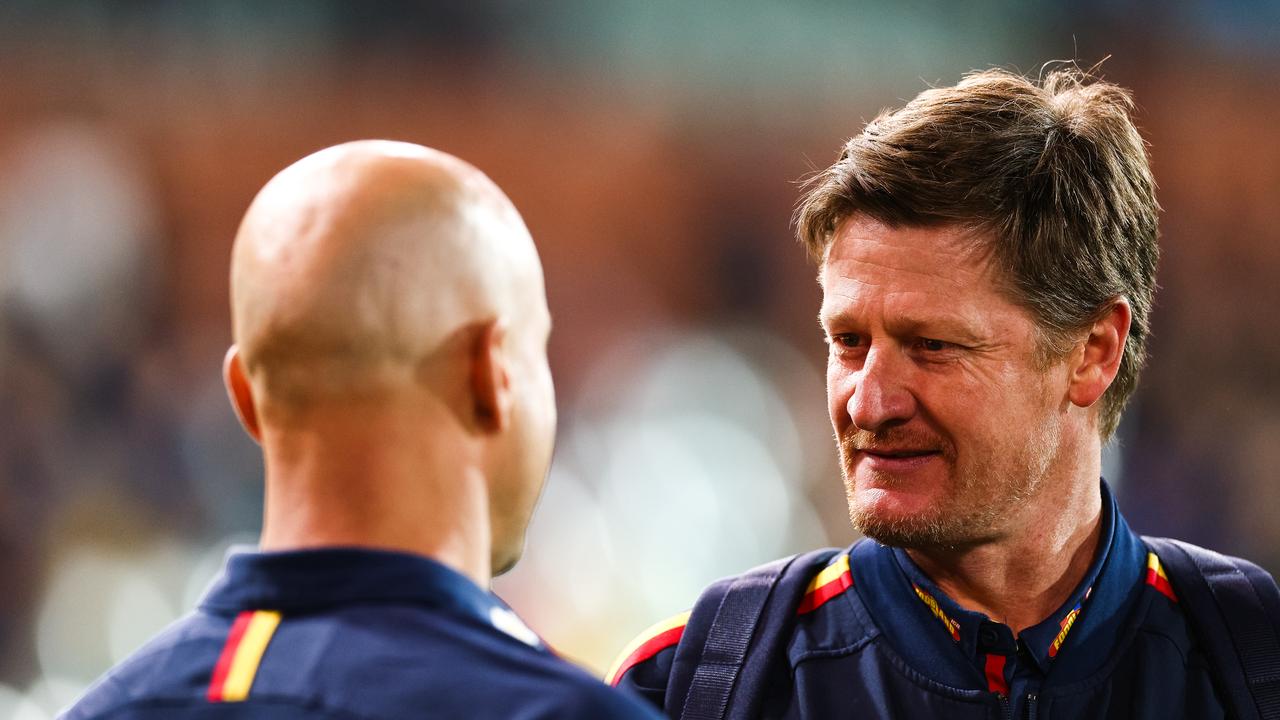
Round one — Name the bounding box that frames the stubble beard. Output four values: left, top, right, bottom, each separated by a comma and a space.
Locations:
839, 424, 1053, 550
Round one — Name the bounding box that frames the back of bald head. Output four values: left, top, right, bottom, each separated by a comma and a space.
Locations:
230, 140, 544, 416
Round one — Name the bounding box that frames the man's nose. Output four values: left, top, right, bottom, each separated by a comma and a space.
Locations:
848, 347, 916, 432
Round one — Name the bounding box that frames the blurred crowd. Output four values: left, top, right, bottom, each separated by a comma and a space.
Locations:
1, 2, 1276, 716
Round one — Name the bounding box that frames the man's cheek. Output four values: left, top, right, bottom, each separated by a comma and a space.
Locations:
826, 371, 852, 431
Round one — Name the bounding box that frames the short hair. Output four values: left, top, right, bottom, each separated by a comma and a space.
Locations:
795, 65, 1159, 439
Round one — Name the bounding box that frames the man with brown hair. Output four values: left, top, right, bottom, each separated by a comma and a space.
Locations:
611, 67, 1279, 719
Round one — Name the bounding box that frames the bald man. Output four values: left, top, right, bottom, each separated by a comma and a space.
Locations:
62, 141, 662, 720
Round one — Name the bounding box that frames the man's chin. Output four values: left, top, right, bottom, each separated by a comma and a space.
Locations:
849, 497, 980, 549
849, 485, 936, 523
854, 512, 939, 548
491, 543, 523, 578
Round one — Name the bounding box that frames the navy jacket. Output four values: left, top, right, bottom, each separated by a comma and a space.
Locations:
63, 547, 663, 719
613, 485, 1226, 718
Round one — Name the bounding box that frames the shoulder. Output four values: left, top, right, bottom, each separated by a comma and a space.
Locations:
525, 668, 667, 720
609, 548, 857, 698
295, 602, 658, 717
1125, 547, 1200, 663
1141, 545, 1181, 604
607, 610, 692, 688
66, 604, 657, 720
606, 609, 690, 711
1143, 537, 1278, 590
797, 550, 853, 615
1142, 536, 1279, 618
397, 624, 664, 719
1140, 536, 1280, 648
63, 610, 370, 719
61, 612, 242, 719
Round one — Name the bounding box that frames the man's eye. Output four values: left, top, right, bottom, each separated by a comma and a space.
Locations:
827, 333, 863, 349
918, 338, 948, 352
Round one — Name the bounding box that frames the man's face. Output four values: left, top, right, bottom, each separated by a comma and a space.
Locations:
491, 298, 557, 576
820, 216, 1071, 548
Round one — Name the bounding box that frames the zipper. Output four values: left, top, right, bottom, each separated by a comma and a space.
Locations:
1025, 693, 1038, 720
999, 694, 1012, 720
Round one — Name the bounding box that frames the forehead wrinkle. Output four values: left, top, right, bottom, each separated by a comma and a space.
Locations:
822, 290, 989, 339
823, 247, 985, 292
820, 265, 969, 317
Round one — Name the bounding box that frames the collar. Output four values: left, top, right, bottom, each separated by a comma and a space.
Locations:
851, 480, 1148, 689
198, 546, 542, 648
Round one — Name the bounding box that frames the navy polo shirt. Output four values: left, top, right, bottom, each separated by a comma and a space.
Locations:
62, 547, 664, 719
855, 481, 1153, 717
615, 481, 1226, 718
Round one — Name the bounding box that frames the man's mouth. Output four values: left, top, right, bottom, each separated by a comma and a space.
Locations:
859, 448, 939, 459
853, 447, 943, 473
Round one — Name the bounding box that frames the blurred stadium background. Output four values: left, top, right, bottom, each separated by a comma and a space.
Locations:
1, 1, 1277, 715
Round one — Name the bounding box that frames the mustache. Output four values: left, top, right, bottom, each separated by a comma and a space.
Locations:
838, 426, 955, 459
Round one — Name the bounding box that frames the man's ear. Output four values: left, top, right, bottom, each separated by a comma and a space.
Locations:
470, 319, 512, 434
1067, 299, 1132, 409
223, 345, 262, 443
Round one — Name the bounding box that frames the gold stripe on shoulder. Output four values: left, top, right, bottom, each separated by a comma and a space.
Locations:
806, 554, 851, 593
604, 610, 691, 685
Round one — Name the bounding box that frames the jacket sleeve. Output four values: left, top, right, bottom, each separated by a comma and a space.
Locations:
605, 610, 691, 711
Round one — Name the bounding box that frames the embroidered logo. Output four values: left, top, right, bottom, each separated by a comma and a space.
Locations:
1048, 587, 1091, 658
912, 583, 961, 641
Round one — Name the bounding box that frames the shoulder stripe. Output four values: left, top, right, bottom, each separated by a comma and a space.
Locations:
207, 610, 282, 702
797, 554, 852, 615
1145, 552, 1178, 602
606, 610, 691, 686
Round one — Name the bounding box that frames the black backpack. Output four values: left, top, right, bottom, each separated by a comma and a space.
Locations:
667, 538, 1280, 720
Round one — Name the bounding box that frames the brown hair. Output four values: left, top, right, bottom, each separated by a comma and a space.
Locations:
795, 66, 1159, 439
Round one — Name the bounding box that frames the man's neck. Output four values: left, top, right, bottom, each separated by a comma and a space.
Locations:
905, 479, 1104, 635
256, 413, 494, 588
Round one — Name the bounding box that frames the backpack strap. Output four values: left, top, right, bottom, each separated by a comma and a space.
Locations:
665, 547, 844, 720
1144, 536, 1280, 720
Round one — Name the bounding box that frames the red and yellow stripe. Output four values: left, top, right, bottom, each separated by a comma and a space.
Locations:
1145, 552, 1178, 602
797, 554, 853, 615
606, 610, 691, 687
207, 610, 282, 702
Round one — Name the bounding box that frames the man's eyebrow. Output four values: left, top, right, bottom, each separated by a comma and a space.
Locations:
887, 315, 985, 343
817, 305, 857, 333
818, 306, 985, 343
